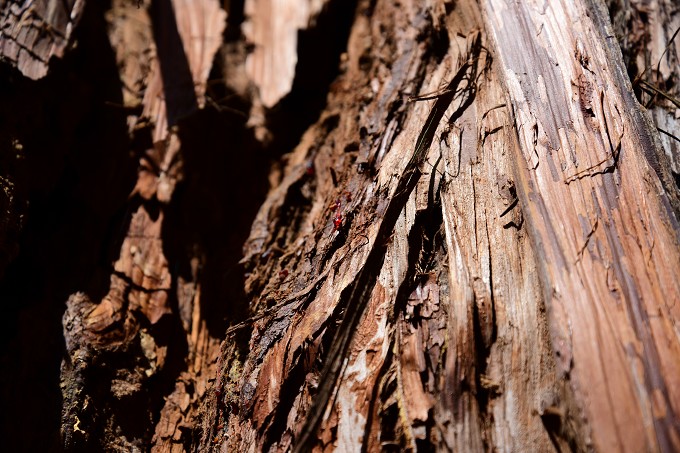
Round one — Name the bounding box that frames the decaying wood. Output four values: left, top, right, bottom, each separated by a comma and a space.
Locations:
485, 1, 680, 451
1, 0, 679, 451
207, 1, 557, 451
206, 0, 680, 452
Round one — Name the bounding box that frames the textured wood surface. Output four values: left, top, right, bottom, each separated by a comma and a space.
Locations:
211, 1, 558, 451
2, 0, 678, 451
206, 0, 680, 451
485, 1, 680, 451
0, 0, 85, 79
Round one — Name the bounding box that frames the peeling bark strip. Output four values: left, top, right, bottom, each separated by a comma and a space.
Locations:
0, 0, 85, 79
484, 0, 680, 451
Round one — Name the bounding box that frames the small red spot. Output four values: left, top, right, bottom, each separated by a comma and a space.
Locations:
279, 269, 289, 279
330, 196, 345, 231
305, 161, 314, 176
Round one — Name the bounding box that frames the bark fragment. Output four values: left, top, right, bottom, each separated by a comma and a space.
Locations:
243, 0, 329, 108
0, 0, 86, 79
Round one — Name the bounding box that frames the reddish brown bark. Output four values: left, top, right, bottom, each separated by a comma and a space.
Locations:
0, 0, 679, 451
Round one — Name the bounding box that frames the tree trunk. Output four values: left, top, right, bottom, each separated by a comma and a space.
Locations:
1, 0, 678, 452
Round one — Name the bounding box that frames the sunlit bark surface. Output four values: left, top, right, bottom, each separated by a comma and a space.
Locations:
0, 0, 678, 451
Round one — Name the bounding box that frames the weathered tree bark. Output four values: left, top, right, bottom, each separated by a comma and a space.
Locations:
205, 0, 680, 451
1, 0, 679, 452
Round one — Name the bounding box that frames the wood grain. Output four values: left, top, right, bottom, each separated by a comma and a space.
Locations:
484, 0, 680, 451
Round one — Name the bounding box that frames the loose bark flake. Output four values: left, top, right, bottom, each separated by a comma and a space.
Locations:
243, 0, 331, 108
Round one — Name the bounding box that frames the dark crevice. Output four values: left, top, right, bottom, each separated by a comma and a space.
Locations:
392, 210, 439, 324
149, 0, 198, 125
264, 0, 359, 159
388, 198, 442, 452
360, 343, 395, 453
421, 11, 450, 64
224, 0, 247, 42
471, 296, 491, 411
472, 231, 497, 426
145, 304, 191, 430
540, 409, 566, 453
377, 366, 400, 452
171, 99, 267, 336
260, 337, 313, 451
0, 0, 137, 450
